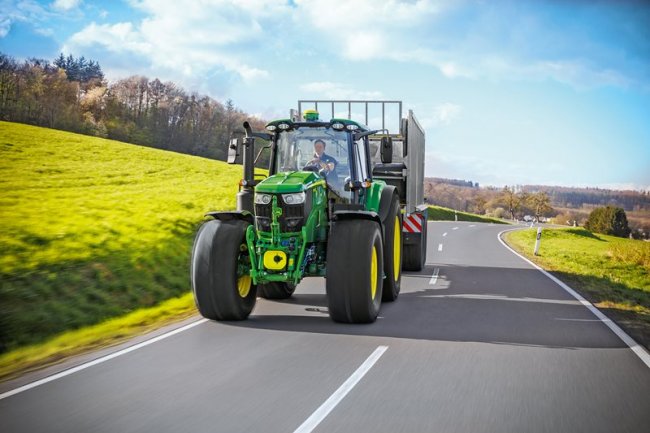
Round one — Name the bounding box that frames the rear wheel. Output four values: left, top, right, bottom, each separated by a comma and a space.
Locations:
326, 219, 383, 323
258, 282, 296, 299
190, 219, 256, 320
381, 194, 402, 302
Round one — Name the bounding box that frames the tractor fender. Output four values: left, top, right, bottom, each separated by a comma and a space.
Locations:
331, 210, 382, 233
205, 210, 254, 225
378, 185, 399, 226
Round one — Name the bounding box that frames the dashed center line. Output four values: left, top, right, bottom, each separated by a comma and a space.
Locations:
293, 345, 388, 433
429, 267, 440, 285
438, 243, 443, 252
442, 232, 448, 237
452, 227, 459, 230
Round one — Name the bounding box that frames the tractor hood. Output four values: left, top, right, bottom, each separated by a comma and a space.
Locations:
255, 171, 323, 194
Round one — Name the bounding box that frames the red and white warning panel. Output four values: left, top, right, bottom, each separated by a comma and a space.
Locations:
403, 213, 424, 233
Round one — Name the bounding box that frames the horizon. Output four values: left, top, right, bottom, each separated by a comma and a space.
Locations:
1, 0, 649, 191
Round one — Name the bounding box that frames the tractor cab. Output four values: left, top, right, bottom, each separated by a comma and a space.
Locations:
264, 110, 375, 203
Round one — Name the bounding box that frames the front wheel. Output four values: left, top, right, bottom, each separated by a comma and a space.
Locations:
190, 219, 256, 320
326, 219, 384, 323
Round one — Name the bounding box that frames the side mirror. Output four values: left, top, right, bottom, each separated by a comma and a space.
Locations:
227, 138, 242, 164
380, 136, 393, 164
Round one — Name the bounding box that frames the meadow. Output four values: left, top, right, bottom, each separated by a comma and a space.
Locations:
0, 121, 240, 354
504, 228, 650, 348
427, 204, 508, 224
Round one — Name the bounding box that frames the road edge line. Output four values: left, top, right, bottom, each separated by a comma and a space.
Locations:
497, 228, 650, 369
293, 345, 388, 433
0, 318, 209, 401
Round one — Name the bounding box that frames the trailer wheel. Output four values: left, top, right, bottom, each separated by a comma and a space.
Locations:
191, 219, 256, 320
258, 282, 296, 299
381, 194, 402, 302
403, 218, 427, 271
326, 219, 383, 323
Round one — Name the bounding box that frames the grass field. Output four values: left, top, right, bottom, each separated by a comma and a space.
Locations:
428, 205, 509, 224
504, 227, 650, 348
0, 121, 240, 356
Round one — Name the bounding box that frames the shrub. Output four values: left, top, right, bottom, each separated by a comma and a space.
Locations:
585, 206, 631, 238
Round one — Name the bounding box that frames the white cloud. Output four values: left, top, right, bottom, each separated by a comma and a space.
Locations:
0, 17, 11, 37
52, 0, 82, 11
299, 81, 382, 100
291, 0, 646, 89
64, 0, 280, 84
432, 103, 461, 126
417, 103, 462, 129
0, 0, 50, 38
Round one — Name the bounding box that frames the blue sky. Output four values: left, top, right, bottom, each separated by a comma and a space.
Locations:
1, 0, 649, 190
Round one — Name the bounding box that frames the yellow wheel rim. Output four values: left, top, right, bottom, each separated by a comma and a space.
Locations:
370, 245, 378, 299
237, 275, 251, 298
393, 216, 401, 281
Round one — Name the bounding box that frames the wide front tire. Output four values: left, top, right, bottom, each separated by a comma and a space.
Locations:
190, 219, 256, 320
326, 219, 384, 323
381, 194, 402, 302
258, 282, 296, 300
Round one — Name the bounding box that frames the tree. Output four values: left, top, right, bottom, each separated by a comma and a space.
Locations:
526, 192, 553, 222
501, 186, 521, 220
584, 206, 631, 238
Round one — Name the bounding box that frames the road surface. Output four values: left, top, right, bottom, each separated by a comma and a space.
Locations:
2, 221, 649, 433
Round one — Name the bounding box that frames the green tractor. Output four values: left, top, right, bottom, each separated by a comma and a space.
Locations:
191, 100, 427, 323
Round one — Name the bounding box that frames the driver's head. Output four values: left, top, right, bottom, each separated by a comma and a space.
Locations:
313, 139, 326, 157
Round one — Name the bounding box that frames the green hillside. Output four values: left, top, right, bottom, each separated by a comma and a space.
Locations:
0, 121, 240, 352
427, 205, 508, 224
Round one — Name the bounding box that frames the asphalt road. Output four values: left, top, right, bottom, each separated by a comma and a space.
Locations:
2, 221, 649, 433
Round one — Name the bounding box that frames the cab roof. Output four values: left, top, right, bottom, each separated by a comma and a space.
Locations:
265, 117, 369, 132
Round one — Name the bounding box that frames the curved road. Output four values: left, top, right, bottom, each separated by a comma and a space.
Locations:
2, 222, 649, 432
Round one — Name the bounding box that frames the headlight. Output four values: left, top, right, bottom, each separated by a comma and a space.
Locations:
282, 192, 305, 205
255, 193, 272, 205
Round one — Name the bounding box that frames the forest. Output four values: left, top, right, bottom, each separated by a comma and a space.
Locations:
0, 52, 265, 161
424, 178, 650, 238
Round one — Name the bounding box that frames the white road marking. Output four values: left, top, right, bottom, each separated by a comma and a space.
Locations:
442, 232, 448, 237
438, 243, 443, 252
0, 318, 209, 401
452, 227, 459, 230
429, 268, 440, 285
469, 224, 476, 227
294, 345, 388, 433
423, 294, 583, 306
498, 229, 650, 369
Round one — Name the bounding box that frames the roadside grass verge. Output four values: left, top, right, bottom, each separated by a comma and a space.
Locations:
428, 205, 509, 224
0, 293, 196, 381
0, 121, 240, 355
504, 228, 650, 348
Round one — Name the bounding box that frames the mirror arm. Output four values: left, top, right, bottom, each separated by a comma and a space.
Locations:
254, 143, 272, 165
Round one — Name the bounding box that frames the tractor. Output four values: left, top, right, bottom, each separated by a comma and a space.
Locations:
191, 100, 427, 323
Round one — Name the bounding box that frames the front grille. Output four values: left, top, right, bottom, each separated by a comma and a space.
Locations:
255, 193, 311, 233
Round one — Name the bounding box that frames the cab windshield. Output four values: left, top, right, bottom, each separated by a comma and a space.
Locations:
275, 126, 350, 198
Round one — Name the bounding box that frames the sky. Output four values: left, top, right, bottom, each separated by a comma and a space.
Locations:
1, 0, 649, 190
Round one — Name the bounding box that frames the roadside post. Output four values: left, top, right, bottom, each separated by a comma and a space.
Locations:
534, 226, 542, 256
454, 210, 458, 222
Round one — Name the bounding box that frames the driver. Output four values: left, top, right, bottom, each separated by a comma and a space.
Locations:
304, 139, 337, 175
